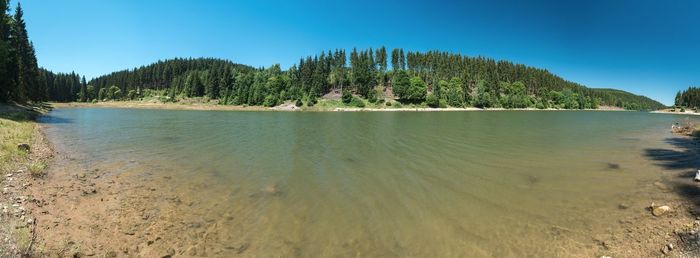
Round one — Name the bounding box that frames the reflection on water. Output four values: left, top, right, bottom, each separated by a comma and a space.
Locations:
39, 109, 699, 257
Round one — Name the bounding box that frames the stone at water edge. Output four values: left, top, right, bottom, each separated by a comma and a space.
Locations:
695, 170, 700, 182
661, 243, 674, 255
17, 143, 30, 152
652, 205, 671, 216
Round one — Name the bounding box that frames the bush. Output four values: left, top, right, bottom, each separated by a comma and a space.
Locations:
127, 90, 137, 100
342, 89, 352, 104
439, 99, 448, 108
295, 99, 303, 107
367, 89, 378, 103
535, 101, 546, 109
350, 97, 365, 108
426, 93, 439, 108
263, 95, 278, 107
385, 101, 392, 106
307, 94, 317, 107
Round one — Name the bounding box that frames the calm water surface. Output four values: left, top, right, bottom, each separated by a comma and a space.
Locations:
40, 109, 698, 257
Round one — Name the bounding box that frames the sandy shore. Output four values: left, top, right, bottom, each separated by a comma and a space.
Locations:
4, 104, 699, 256
52, 101, 630, 112
651, 109, 700, 116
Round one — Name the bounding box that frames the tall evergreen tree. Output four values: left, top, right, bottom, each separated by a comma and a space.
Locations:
11, 2, 38, 101
0, 0, 11, 102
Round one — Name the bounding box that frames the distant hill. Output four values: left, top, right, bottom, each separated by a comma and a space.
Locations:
585, 88, 666, 110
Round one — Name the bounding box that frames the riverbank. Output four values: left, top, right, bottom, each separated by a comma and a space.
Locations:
0, 103, 53, 257
51, 100, 629, 112
6, 104, 700, 256
651, 109, 700, 116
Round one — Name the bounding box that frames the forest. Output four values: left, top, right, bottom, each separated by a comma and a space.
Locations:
0, 1, 82, 104
87, 50, 665, 110
675, 87, 700, 109
0, 1, 665, 111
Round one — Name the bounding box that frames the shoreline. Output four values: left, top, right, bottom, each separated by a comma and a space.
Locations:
3, 103, 699, 256
51, 101, 630, 112
651, 109, 700, 116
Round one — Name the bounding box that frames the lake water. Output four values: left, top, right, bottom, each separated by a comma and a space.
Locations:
39, 109, 699, 257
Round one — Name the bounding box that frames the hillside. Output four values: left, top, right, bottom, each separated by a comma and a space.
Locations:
77, 49, 664, 110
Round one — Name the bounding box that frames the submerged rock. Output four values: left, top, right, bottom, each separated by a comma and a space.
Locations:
262, 183, 281, 195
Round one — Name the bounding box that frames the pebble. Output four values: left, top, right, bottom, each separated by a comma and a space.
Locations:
652, 205, 671, 216
661, 243, 673, 254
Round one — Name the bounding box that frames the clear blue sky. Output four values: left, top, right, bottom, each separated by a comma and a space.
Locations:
12, 0, 700, 105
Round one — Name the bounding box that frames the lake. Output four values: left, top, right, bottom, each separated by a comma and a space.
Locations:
39, 109, 698, 257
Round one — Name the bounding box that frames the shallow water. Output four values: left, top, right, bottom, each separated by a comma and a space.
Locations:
39, 109, 700, 257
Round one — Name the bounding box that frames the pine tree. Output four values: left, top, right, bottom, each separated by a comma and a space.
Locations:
0, 0, 11, 102
79, 76, 88, 102
11, 2, 41, 102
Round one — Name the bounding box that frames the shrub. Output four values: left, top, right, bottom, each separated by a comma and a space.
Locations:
439, 99, 448, 108
535, 101, 546, 109
426, 93, 439, 108
368, 89, 378, 103
263, 95, 278, 107
127, 90, 137, 100
385, 101, 392, 106
342, 89, 352, 104
307, 94, 317, 107
350, 97, 365, 108
295, 99, 303, 107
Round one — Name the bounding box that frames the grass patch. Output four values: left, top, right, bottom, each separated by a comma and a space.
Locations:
28, 162, 46, 178
0, 104, 40, 174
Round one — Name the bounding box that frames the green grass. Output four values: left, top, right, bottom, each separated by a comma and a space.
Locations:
0, 105, 38, 174
28, 162, 46, 178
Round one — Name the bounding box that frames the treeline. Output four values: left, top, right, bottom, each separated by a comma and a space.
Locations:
87, 48, 664, 110
675, 87, 700, 109
0, 1, 664, 110
0, 1, 84, 104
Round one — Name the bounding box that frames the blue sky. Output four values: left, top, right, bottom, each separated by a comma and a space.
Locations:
12, 0, 700, 105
